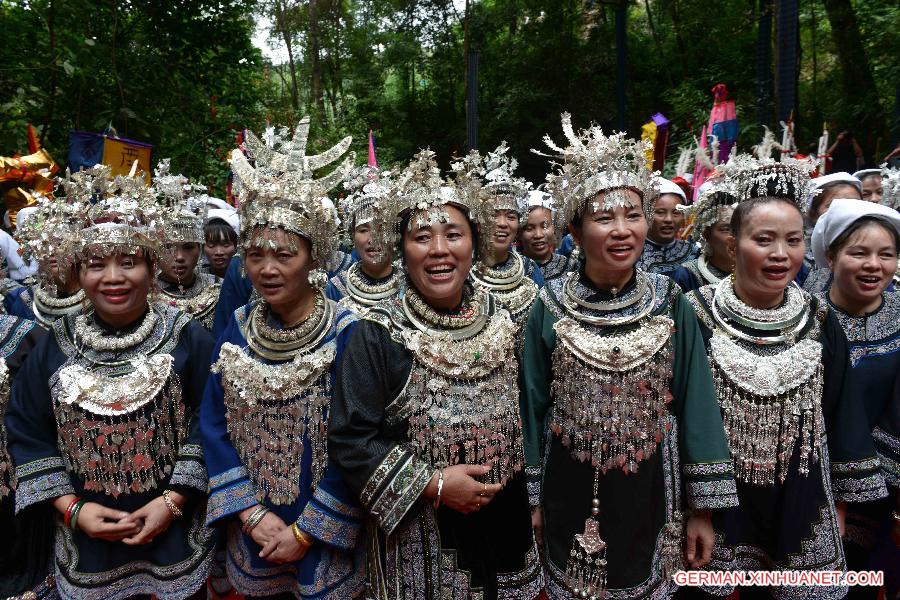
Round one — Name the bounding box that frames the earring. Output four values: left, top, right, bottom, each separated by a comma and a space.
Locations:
307, 268, 328, 290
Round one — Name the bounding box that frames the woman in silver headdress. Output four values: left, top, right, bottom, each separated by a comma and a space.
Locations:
459, 143, 544, 330
8, 202, 87, 326
682, 160, 886, 600
327, 167, 402, 313
6, 166, 216, 599
671, 170, 739, 293
522, 114, 737, 600
201, 131, 364, 599
328, 150, 543, 599
152, 161, 221, 331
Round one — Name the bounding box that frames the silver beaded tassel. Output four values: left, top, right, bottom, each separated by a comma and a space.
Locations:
222, 378, 330, 505
550, 338, 674, 474
567, 473, 608, 600
406, 364, 524, 485
712, 361, 824, 486
54, 379, 186, 497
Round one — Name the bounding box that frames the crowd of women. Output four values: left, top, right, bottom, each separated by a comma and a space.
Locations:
0, 113, 898, 600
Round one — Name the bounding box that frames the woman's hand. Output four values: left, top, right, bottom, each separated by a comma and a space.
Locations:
121, 495, 182, 545
259, 525, 311, 564
423, 464, 503, 514
684, 510, 714, 569
531, 506, 544, 546
835, 502, 847, 537
77, 502, 143, 542
247, 511, 288, 548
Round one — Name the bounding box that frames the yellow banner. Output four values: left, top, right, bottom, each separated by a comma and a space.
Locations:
641, 121, 657, 170
101, 138, 152, 184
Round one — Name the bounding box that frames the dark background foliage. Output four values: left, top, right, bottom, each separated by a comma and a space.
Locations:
2, 0, 897, 193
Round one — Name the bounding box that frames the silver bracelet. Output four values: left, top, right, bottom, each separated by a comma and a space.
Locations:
433, 470, 445, 509
242, 505, 269, 535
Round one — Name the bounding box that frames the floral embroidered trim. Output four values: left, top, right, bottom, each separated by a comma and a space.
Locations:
831, 472, 888, 503
207, 477, 257, 524
830, 457, 880, 475
685, 479, 739, 510
296, 497, 361, 550
683, 461, 735, 478
15, 471, 74, 513
873, 427, 900, 486
0, 358, 11, 498
362, 446, 433, 536
169, 458, 208, 492
54, 505, 215, 600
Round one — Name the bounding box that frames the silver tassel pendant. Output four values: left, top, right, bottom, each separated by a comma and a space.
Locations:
660, 512, 685, 581
566, 509, 608, 599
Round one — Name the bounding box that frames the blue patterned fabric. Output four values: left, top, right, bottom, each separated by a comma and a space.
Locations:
201, 300, 364, 598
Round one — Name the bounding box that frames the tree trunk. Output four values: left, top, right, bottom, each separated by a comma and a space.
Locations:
308, 0, 326, 116
755, 0, 774, 127
40, 0, 56, 146
820, 0, 886, 155
273, 0, 300, 112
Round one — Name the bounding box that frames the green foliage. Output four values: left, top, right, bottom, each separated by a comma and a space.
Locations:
1, 0, 896, 195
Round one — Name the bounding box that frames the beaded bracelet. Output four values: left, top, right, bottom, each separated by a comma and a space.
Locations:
290, 523, 313, 548
63, 497, 83, 529
162, 490, 184, 519
433, 469, 445, 509
69, 499, 87, 531
241, 505, 270, 535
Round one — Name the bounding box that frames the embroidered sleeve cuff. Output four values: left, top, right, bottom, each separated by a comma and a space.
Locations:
207, 466, 258, 524
360, 445, 433, 537
168, 445, 208, 492
873, 427, 900, 488
683, 462, 739, 510
525, 465, 541, 508
296, 487, 364, 550
14, 457, 74, 513
685, 479, 739, 509
831, 458, 889, 502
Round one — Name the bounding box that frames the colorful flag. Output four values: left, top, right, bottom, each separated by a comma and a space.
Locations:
641, 113, 670, 172
368, 129, 378, 169
67, 130, 153, 183
26, 124, 39, 153
102, 137, 153, 183
68, 131, 105, 173
707, 84, 738, 163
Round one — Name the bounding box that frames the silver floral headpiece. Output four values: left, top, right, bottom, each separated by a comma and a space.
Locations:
677, 167, 738, 254
17, 189, 68, 267
152, 159, 207, 245
54, 165, 172, 271
371, 149, 475, 262
449, 142, 531, 258
729, 153, 816, 207
534, 112, 658, 227
340, 166, 393, 235
881, 165, 900, 211
230, 117, 352, 262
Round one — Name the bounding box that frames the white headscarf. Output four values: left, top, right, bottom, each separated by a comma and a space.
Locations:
811, 197, 900, 268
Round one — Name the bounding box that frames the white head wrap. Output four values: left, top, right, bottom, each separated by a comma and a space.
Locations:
811, 197, 900, 268
852, 168, 883, 181
526, 190, 554, 213
207, 208, 240, 235
656, 177, 686, 202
